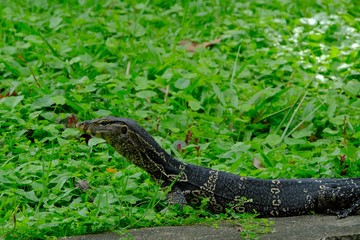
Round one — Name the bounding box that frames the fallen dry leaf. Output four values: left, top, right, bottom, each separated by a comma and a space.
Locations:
76, 180, 91, 192
179, 38, 221, 52
253, 157, 265, 169
236, 225, 243, 232
106, 167, 118, 173
0, 90, 17, 99
67, 114, 78, 128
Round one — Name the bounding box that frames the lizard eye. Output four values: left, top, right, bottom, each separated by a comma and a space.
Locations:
121, 126, 128, 135
99, 121, 111, 126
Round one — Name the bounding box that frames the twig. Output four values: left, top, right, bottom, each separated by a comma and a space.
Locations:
343, 115, 347, 147
230, 45, 241, 90
285, 100, 325, 138
280, 90, 307, 141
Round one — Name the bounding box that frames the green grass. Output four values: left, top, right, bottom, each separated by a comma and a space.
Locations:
1, 0, 360, 239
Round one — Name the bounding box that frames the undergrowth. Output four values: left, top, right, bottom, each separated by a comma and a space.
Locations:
1, 0, 360, 239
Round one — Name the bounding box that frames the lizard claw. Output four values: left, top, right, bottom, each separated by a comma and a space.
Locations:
326, 204, 358, 219
325, 208, 348, 218
337, 211, 350, 219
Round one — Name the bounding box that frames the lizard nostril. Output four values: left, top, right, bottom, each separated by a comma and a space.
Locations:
76, 122, 84, 129
121, 126, 127, 135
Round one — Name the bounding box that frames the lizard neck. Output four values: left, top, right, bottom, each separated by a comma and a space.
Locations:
112, 131, 185, 181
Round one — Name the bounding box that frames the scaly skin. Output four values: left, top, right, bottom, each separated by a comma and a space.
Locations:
76, 116, 360, 218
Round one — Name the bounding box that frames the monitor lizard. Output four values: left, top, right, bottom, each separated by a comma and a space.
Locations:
76, 116, 360, 218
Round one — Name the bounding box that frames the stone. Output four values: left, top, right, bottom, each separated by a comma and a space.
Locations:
60, 215, 360, 240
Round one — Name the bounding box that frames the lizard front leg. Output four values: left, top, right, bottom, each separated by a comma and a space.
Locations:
160, 186, 187, 213
327, 198, 360, 219
167, 186, 187, 207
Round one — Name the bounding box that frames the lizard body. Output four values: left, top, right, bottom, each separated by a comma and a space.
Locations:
77, 117, 360, 218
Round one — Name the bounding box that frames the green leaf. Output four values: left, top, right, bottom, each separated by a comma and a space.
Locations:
136, 90, 157, 99
78, 83, 97, 93
323, 128, 339, 135
351, 99, 360, 109
69, 56, 81, 65
62, 128, 79, 138
231, 142, 251, 152
122, 194, 140, 204
31, 95, 54, 109
188, 99, 202, 110
51, 95, 66, 105
41, 111, 57, 121
16, 189, 39, 202
284, 137, 307, 145
263, 134, 282, 147
344, 81, 360, 98
329, 115, 346, 125
49, 16, 62, 29
352, 131, 360, 139
88, 137, 106, 147
291, 124, 314, 138
134, 76, 151, 90
174, 78, 190, 89
78, 207, 89, 217
212, 83, 226, 105
29, 110, 42, 119
0, 95, 24, 108
230, 92, 239, 108
57, 137, 69, 146
24, 35, 43, 44
341, 144, 358, 159
161, 68, 173, 80
129, 22, 146, 37
105, 36, 120, 52
94, 109, 113, 117
0, 171, 12, 184
46, 55, 65, 69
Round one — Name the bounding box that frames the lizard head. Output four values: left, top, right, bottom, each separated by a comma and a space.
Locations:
76, 116, 172, 176
77, 116, 136, 142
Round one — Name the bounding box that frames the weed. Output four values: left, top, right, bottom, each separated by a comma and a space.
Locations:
1, 0, 360, 239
